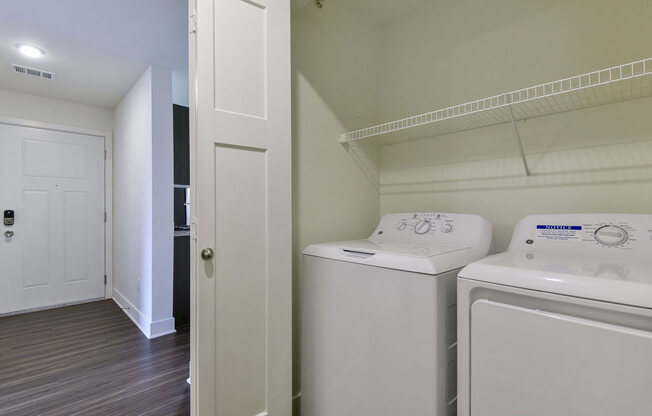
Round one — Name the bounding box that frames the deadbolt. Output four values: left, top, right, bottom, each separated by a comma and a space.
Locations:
4, 210, 14, 226
201, 247, 215, 260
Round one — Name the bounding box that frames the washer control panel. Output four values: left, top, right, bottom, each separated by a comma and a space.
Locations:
393, 213, 456, 236
370, 212, 492, 248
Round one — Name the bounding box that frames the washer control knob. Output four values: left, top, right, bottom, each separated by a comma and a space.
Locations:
414, 220, 431, 235
594, 225, 628, 246
440, 223, 453, 233
396, 222, 407, 231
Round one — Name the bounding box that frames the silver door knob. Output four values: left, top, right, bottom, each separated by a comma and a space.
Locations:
201, 247, 214, 260
4, 230, 14, 238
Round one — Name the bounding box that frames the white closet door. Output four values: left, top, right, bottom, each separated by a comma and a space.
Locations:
191, 0, 292, 415
470, 300, 652, 416
0, 124, 105, 314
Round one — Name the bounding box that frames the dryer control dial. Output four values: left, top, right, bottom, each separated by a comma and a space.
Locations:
414, 220, 431, 235
594, 225, 628, 246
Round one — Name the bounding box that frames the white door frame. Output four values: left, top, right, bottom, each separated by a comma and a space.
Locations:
189, 0, 198, 412
0, 115, 113, 300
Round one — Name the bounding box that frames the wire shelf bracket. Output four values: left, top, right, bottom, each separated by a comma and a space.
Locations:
506, 102, 531, 176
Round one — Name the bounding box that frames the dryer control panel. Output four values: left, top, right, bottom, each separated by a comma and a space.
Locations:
509, 214, 652, 255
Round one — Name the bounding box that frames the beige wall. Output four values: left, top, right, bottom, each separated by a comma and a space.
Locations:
376, 0, 652, 251
0, 88, 113, 132
291, 0, 381, 407
377, 0, 652, 121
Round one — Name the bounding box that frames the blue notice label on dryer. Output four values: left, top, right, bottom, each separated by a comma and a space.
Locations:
536, 225, 582, 241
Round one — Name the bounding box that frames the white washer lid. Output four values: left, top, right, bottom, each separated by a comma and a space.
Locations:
303, 240, 472, 275
459, 250, 652, 309
303, 212, 493, 274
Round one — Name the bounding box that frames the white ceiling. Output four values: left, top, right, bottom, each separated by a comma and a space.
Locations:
0, 0, 188, 109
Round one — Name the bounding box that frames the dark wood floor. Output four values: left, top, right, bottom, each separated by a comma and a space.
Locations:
0, 300, 190, 416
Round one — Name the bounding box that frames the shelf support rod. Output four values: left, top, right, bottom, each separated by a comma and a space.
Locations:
507, 103, 531, 177
341, 141, 380, 191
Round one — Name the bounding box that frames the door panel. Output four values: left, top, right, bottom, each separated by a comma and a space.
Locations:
21, 189, 51, 288
471, 300, 652, 416
215, 144, 268, 416
192, 0, 292, 414
22, 139, 86, 178
0, 123, 105, 314
63, 191, 91, 282
213, 0, 267, 118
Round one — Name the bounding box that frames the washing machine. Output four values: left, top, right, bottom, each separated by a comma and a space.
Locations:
301, 212, 492, 416
458, 214, 652, 416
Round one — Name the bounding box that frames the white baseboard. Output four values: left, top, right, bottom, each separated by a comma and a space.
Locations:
112, 289, 151, 337
150, 317, 176, 338
112, 290, 176, 339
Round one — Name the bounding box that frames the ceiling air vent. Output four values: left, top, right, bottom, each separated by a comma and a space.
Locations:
10, 63, 56, 80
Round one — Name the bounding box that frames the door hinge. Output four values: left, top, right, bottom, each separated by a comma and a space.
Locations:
190, 13, 197, 34
191, 217, 198, 240
104, 275, 107, 285
104, 212, 107, 222
104, 150, 107, 160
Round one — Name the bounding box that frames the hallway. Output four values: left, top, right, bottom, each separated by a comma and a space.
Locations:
0, 300, 190, 416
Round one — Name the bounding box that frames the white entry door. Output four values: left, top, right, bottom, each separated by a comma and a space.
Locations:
191, 0, 292, 415
0, 123, 105, 315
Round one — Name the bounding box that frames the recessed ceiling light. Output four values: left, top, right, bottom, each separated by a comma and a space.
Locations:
15, 43, 45, 58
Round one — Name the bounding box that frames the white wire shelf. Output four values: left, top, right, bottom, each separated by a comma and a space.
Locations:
340, 58, 652, 146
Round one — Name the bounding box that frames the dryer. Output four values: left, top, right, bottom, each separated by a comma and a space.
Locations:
458, 214, 652, 416
302, 212, 492, 416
